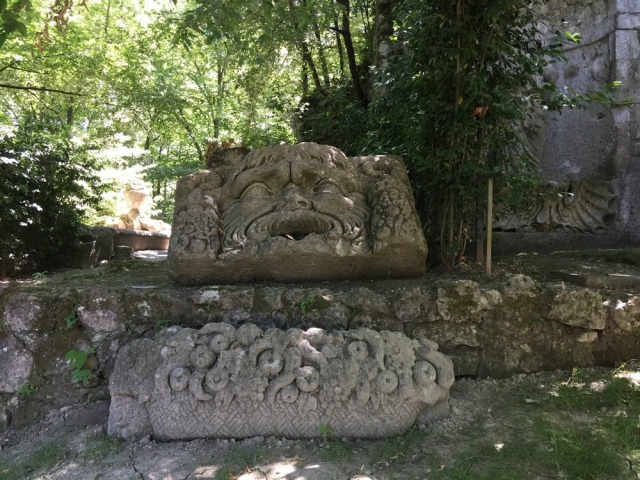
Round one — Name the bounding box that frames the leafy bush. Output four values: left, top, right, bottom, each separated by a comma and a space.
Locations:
0, 118, 103, 277
362, 0, 606, 264
294, 81, 368, 156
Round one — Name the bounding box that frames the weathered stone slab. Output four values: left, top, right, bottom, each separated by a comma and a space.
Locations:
167, 143, 427, 284
108, 323, 453, 440
553, 270, 640, 289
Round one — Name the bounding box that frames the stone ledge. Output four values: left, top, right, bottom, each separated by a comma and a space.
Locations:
114, 229, 170, 251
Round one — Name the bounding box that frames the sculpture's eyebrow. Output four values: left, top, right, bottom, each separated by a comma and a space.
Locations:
224, 163, 289, 199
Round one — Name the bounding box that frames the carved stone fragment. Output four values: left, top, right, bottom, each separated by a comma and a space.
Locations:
494, 180, 616, 234
108, 323, 453, 440
167, 143, 427, 284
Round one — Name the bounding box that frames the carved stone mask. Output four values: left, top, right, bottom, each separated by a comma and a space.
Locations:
218, 144, 369, 251
168, 143, 427, 284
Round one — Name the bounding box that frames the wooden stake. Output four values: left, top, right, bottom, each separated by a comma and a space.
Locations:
486, 177, 493, 276
476, 192, 484, 263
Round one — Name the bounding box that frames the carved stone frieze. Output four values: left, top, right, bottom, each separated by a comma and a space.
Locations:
107, 323, 454, 440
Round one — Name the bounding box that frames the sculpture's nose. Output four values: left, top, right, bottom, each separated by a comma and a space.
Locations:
279, 186, 312, 210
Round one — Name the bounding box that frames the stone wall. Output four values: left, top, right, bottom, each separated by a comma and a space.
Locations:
2, 275, 640, 433
493, 0, 640, 252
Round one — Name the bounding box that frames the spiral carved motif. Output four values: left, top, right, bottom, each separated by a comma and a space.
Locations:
108, 323, 454, 440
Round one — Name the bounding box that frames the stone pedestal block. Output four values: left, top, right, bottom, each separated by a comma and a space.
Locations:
167, 143, 427, 284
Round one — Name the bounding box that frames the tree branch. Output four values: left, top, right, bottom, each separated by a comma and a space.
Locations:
0, 83, 84, 96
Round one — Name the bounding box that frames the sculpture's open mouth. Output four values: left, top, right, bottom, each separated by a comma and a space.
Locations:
266, 211, 333, 241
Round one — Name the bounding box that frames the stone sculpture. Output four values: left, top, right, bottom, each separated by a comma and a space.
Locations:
167, 142, 427, 284
494, 180, 616, 234
108, 323, 454, 440
111, 183, 171, 233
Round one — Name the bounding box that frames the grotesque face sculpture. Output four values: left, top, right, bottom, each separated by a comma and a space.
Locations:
168, 143, 426, 284
219, 144, 369, 252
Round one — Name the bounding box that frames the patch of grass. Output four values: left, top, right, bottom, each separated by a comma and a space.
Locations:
77, 435, 121, 462
0, 441, 67, 479
154, 319, 170, 331
214, 447, 266, 480
317, 423, 353, 462
434, 371, 639, 480
320, 437, 354, 462
368, 427, 426, 465
31, 271, 47, 280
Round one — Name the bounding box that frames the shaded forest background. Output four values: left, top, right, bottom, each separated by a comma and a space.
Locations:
0, 0, 619, 274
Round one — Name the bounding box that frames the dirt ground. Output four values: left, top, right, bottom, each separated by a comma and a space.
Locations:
3, 249, 640, 480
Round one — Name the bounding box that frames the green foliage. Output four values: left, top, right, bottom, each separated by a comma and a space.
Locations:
357, 0, 618, 265
318, 424, 354, 461
154, 319, 170, 331
298, 294, 318, 312
0, 116, 103, 276
0, 0, 31, 49
295, 81, 368, 156
65, 348, 94, 385
318, 423, 331, 439
31, 271, 47, 280
16, 383, 38, 396
64, 312, 78, 329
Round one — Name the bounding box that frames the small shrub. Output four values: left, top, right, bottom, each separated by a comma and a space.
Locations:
17, 384, 38, 396
299, 294, 318, 312
65, 349, 94, 385
64, 312, 78, 329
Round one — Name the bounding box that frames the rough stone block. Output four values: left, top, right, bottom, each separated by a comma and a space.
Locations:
4, 294, 44, 333
617, 0, 640, 13
108, 323, 453, 440
617, 13, 640, 29
0, 336, 33, 393
615, 30, 640, 60
167, 143, 427, 284
547, 289, 606, 330
436, 280, 502, 322
609, 296, 640, 331
77, 294, 126, 341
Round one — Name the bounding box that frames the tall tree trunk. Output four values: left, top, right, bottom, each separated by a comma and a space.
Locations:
301, 60, 309, 97
174, 111, 204, 161
372, 0, 397, 71
300, 41, 322, 92
214, 59, 225, 138
313, 20, 331, 87
336, 0, 368, 108
104, 0, 111, 38
334, 14, 345, 75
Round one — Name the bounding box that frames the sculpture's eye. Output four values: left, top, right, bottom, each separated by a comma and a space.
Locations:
241, 183, 272, 199
313, 181, 343, 195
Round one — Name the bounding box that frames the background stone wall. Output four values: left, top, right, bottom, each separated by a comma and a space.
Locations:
494, 0, 640, 253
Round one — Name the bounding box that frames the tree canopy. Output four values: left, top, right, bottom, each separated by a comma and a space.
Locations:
0, 0, 619, 275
